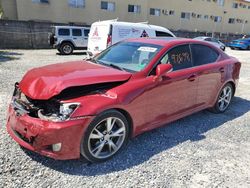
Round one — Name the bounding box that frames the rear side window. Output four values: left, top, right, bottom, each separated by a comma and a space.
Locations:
161, 45, 192, 71
156, 31, 173, 37
72, 29, 82, 36
191, 44, 219, 66
58, 29, 70, 36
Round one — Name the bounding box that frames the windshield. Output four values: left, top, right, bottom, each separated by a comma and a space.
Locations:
95, 42, 162, 72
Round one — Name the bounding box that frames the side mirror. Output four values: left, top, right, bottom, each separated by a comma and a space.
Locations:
156, 64, 173, 77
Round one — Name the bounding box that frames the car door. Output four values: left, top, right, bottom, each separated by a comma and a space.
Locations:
72, 28, 84, 47
190, 44, 222, 107
141, 44, 199, 128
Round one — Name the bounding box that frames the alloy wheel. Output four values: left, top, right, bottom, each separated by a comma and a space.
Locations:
87, 117, 126, 159
218, 85, 232, 111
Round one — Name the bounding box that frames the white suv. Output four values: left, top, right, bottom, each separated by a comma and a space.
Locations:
49, 26, 90, 55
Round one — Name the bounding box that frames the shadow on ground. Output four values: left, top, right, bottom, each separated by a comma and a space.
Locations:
23, 96, 250, 176
0, 51, 23, 63
56, 52, 88, 56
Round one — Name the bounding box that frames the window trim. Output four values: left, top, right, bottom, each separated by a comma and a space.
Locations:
190, 43, 220, 67
148, 43, 221, 76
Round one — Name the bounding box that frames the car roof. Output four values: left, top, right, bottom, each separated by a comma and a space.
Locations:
126, 37, 210, 47
93, 20, 174, 35
194, 36, 210, 40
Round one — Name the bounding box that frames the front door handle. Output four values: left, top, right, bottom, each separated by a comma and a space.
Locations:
187, 74, 197, 82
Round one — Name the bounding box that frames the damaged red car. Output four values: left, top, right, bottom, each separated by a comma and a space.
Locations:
7, 38, 241, 162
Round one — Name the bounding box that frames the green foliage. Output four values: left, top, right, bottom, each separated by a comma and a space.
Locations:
0, 3, 3, 18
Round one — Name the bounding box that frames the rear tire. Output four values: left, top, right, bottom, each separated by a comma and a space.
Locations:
210, 83, 234, 113
60, 42, 74, 55
80, 110, 130, 163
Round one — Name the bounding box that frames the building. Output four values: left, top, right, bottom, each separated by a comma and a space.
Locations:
1, 0, 250, 34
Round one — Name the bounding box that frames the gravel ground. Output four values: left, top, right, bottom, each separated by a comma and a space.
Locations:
0, 49, 250, 188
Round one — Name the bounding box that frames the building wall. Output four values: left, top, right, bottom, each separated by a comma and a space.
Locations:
0, 0, 17, 20
1, 0, 250, 34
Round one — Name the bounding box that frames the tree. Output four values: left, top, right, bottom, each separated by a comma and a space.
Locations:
0, 3, 3, 19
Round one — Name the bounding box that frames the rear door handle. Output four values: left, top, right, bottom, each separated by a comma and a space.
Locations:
219, 67, 225, 73
187, 74, 197, 82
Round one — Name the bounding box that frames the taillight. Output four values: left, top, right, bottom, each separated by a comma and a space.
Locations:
107, 35, 112, 47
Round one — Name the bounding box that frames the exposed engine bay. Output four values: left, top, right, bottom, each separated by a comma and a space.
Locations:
12, 81, 124, 122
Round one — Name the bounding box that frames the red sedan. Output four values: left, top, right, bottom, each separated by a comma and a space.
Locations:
7, 38, 241, 162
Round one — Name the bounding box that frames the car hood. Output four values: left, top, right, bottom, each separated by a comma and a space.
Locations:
19, 61, 132, 100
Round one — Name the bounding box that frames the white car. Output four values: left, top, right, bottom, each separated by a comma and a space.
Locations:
194, 37, 226, 51
87, 20, 176, 55
49, 26, 90, 55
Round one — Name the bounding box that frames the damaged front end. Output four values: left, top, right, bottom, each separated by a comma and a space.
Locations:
12, 83, 79, 122
12, 81, 124, 122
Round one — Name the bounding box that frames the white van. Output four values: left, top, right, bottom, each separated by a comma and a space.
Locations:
87, 20, 176, 55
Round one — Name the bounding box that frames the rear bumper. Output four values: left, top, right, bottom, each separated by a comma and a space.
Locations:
7, 106, 93, 160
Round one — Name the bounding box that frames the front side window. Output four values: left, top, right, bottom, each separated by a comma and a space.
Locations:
191, 44, 219, 66
160, 45, 192, 71
95, 42, 162, 72
84, 29, 90, 36
68, 0, 85, 8
72, 29, 82, 36
58, 29, 70, 36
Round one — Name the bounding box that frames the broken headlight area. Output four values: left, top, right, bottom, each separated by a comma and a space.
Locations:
12, 85, 79, 122
37, 102, 80, 122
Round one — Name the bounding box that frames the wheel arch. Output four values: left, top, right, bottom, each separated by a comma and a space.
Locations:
60, 40, 76, 48
226, 81, 236, 96
102, 108, 134, 138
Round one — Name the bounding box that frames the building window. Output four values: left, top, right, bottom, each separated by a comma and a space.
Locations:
128, 5, 141, 13
150, 8, 161, 16
32, 0, 49, 3
214, 16, 222, 23
217, 0, 224, 6
232, 3, 238, 9
101, 1, 115, 12
181, 12, 191, 19
69, 0, 85, 8
228, 18, 235, 24
169, 10, 175, 15
204, 15, 209, 19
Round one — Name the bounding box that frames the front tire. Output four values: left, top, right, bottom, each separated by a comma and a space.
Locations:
81, 110, 129, 163
210, 83, 233, 113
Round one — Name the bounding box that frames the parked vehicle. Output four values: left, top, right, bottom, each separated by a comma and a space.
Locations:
194, 36, 226, 51
87, 19, 176, 55
49, 26, 90, 55
7, 38, 241, 162
228, 38, 250, 50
